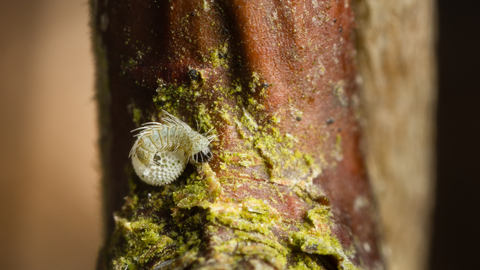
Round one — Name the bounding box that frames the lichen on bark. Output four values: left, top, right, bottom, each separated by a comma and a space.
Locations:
108, 164, 359, 270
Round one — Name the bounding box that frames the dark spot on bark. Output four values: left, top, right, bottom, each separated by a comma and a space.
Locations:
326, 118, 334, 124
317, 196, 331, 206
188, 69, 199, 81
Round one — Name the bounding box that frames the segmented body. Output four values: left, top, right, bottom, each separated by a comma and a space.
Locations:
129, 112, 215, 186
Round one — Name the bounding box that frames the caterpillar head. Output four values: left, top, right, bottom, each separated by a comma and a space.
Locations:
192, 146, 213, 163
189, 133, 216, 163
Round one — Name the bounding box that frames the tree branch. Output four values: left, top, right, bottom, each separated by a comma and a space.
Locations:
92, 0, 383, 269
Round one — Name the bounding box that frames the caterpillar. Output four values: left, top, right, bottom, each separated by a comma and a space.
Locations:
129, 111, 216, 186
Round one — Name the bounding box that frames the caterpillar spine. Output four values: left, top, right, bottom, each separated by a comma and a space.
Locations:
129, 111, 216, 186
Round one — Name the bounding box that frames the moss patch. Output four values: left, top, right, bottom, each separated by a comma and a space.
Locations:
290, 206, 360, 270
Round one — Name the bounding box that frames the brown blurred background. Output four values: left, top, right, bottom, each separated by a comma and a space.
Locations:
0, 0, 100, 269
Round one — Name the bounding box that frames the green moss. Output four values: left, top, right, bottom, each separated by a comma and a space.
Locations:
173, 164, 222, 209
247, 96, 265, 110
210, 208, 273, 236
290, 206, 360, 270
271, 115, 281, 124
217, 151, 258, 168
112, 216, 172, 268
109, 178, 209, 269
289, 261, 311, 270
110, 163, 356, 269
193, 104, 214, 133
289, 253, 327, 270
245, 121, 320, 183
218, 106, 234, 126
248, 72, 260, 92
207, 42, 229, 68
241, 110, 259, 132
304, 154, 315, 166
234, 230, 287, 256
238, 244, 287, 269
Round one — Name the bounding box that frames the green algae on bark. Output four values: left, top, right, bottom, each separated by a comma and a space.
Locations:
291, 206, 360, 270
108, 165, 359, 270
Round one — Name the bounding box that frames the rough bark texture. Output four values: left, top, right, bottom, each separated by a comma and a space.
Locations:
353, 1, 437, 270
92, 0, 383, 269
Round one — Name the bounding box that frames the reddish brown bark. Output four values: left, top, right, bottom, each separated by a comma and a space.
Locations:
92, 0, 383, 269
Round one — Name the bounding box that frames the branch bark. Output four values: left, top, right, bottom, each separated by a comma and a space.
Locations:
92, 1, 384, 269
354, 1, 437, 269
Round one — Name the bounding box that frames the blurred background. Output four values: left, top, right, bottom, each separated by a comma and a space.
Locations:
0, 0, 478, 269
0, 0, 100, 269
429, 0, 480, 269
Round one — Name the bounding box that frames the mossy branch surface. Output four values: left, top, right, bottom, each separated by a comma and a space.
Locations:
92, 0, 383, 269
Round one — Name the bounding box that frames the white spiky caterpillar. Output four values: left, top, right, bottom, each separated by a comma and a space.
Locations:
129, 111, 216, 186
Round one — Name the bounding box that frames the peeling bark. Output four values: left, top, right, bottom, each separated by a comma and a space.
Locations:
92, 0, 383, 269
